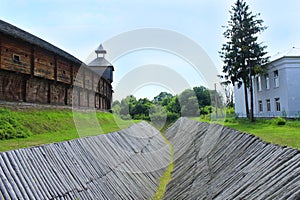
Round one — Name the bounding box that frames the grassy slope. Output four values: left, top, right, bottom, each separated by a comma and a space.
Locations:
0, 108, 138, 152
196, 117, 300, 150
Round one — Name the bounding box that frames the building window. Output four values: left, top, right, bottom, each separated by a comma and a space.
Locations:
265, 74, 270, 90
13, 54, 20, 63
274, 70, 279, 88
256, 76, 262, 91
275, 98, 280, 111
266, 99, 271, 111
258, 100, 263, 112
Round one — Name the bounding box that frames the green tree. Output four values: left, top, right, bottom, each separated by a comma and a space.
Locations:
119, 95, 137, 118
179, 89, 199, 117
220, 0, 268, 122
153, 92, 173, 104
166, 96, 180, 114
132, 98, 152, 119
193, 86, 211, 108
111, 100, 121, 115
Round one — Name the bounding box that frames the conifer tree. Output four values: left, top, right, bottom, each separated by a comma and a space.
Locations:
220, 0, 269, 121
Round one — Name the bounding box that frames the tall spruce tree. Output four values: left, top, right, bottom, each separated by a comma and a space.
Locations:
220, 0, 269, 121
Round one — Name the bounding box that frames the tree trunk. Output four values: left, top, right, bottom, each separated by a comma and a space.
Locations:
249, 77, 255, 122
243, 80, 250, 119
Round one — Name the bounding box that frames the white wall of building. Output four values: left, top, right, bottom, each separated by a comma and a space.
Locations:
234, 49, 300, 118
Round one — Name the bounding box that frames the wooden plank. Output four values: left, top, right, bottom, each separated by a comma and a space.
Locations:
1, 152, 30, 199
9, 150, 41, 199
16, 150, 50, 199
0, 154, 21, 199
30, 46, 34, 76
33, 47, 55, 80
54, 55, 57, 82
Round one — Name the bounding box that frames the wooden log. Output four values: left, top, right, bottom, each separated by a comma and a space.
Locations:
0, 154, 21, 199
9, 150, 40, 199
16, 149, 50, 199
1, 152, 31, 199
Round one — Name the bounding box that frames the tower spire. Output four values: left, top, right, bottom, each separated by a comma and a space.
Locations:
95, 43, 107, 58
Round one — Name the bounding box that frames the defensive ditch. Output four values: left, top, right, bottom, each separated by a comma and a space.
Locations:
0, 118, 299, 199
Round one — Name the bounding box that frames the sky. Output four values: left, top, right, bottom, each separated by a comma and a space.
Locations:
1, 0, 300, 100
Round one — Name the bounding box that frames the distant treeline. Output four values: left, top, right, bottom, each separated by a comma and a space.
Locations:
112, 86, 223, 122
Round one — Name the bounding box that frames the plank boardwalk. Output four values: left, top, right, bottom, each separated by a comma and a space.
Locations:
0, 118, 299, 199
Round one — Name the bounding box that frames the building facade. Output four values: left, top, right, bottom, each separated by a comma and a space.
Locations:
0, 20, 113, 110
235, 48, 300, 118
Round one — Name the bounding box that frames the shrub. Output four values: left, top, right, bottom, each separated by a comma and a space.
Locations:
119, 114, 132, 120
200, 106, 212, 115
0, 108, 31, 140
133, 114, 150, 121
272, 117, 286, 126
166, 112, 180, 122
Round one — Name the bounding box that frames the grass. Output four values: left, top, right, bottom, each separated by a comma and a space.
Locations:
196, 116, 300, 150
0, 107, 139, 152
152, 132, 174, 200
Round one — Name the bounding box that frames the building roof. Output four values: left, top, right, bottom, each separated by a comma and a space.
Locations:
88, 57, 113, 68
95, 43, 107, 55
88, 43, 114, 70
0, 19, 82, 64
270, 47, 300, 63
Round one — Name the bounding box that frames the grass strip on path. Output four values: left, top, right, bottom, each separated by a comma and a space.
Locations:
152, 132, 174, 200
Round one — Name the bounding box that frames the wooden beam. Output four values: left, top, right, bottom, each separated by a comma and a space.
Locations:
64, 86, 68, 105
47, 81, 51, 104
54, 55, 57, 83
87, 91, 89, 107
91, 72, 94, 91
82, 67, 85, 89
0, 33, 2, 68
70, 63, 74, 86
30, 45, 34, 76
22, 75, 27, 102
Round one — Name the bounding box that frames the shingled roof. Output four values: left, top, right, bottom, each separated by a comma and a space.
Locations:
0, 19, 82, 64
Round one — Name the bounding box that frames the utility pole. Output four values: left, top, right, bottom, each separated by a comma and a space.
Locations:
214, 83, 218, 118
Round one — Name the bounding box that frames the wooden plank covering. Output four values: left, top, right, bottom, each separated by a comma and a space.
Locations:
33, 47, 55, 80
0, 70, 25, 102
163, 118, 300, 200
0, 122, 169, 199
0, 37, 31, 74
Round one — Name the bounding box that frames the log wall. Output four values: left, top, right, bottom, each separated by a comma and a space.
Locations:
0, 33, 112, 109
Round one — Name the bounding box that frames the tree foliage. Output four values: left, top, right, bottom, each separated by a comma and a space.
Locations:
112, 85, 220, 121
220, 0, 268, 120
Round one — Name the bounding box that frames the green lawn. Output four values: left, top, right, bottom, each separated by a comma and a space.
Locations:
196, 117, 300, 150
0, 107, 139, 152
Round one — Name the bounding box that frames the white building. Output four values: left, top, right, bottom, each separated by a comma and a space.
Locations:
235, 47, 300, 118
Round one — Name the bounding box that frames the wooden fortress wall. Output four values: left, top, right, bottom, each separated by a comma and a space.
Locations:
0, 33, 112, 109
